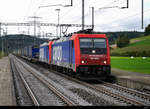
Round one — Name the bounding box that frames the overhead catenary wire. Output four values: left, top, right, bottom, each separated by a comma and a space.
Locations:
95, 16, 150, 32
23, 0, 33, 22
102, 0, 122, 7
97, 8, 150, 28
32, 0, 45, 16
69, 0, 127, 25
57, 1, 79, 22
29, 0, 129, 30
3, 0, 150, 34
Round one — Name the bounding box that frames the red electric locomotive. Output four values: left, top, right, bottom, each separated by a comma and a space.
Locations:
48, 29, 111, 80
70, 33, 111, 80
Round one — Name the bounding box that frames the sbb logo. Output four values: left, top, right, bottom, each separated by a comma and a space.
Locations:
53, 46, 62, 62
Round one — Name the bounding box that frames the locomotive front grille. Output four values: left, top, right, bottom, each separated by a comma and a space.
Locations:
78, 65, 110, 76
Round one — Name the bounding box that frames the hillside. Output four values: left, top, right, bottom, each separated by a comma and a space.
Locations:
90, 31, 144, 45
111, 35, 150, 56
106, 31, 144, 45
0, 34, 49, 54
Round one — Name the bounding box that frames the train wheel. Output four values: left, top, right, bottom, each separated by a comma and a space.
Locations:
104, 75, 116, 83
62, 68, 65, 73
68, 69, 74, 77
71, 72, 76, 78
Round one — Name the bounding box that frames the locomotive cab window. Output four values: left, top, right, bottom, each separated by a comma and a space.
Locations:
93, 39, 106, 48
79, 38, 93, 48
79, 38, 107, 54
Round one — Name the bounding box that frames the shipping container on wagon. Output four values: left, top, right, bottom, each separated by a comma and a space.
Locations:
28, 45, 39, 59
39, 43, 49, 64
24, 46, 29, 57
32, 45, 39, 59
28, 46, 32, 58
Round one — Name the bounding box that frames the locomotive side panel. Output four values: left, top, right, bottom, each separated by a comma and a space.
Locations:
39, 46, 44, 62
48, 41, 53, 64
70, 40, 75, 71
51, 40, 75, 70
39, 44, 49, 63
45, 45, 49, 64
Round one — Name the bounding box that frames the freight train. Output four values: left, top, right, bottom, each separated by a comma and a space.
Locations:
16, 30, 111, 80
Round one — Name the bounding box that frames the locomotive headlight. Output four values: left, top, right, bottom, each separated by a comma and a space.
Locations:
104, 61, 107, 64
81, 60, 85, 64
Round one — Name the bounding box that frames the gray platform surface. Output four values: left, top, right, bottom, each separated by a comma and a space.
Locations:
0, 56, 16, 106
111, 68, 150, 85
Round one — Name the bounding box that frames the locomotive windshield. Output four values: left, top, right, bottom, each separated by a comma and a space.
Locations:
93, 39, 106, 48
80, 38, 106, 48
80, 38, 93, 48
80, 38, 107, 54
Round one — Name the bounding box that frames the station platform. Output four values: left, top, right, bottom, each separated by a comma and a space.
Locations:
111, 68, 150, 90
0, 56, 16, 106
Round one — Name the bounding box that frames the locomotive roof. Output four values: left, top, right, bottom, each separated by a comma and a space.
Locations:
40, 42, 49, 46
53, 37, 70, 44
70, 33, 107, 40
52, 33, 107, 44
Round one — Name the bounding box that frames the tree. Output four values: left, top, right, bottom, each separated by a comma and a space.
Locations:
144, 24, 150, 36
116, 36, 130, 48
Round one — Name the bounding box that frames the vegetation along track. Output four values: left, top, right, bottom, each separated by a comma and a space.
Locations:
14, 55, 78, 106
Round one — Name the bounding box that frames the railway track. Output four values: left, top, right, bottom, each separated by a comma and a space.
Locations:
61, 76, 148, 106
15, 55, 150, 106
142, 88, 150, 95
40, 64, 150, 106
10, 56, 40, 106
14, 63, 40, 106
99, 81, 150, 103
13, 56, 78, 106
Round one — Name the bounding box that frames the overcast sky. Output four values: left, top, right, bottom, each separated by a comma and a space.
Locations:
0, 0, 150, 35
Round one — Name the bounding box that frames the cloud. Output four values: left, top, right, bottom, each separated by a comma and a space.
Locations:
0, 0, 150, 34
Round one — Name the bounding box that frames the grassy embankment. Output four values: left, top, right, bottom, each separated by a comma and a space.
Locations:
0, 52, 2, 59
111, 35, 150, 74
111, 35, 150, 56
0, 51, 6, 59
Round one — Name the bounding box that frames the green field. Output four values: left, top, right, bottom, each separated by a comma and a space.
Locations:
111, 57, 150, 74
